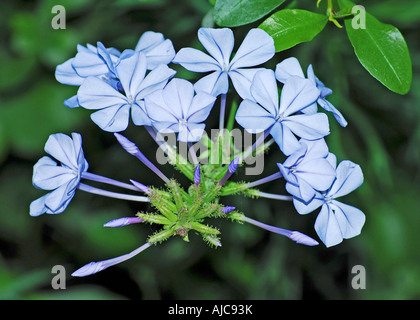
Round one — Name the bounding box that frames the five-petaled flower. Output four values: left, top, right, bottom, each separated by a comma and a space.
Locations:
145, 78, 216, 142
235, 69, 329, 156
275, 57, 348, 127
278, 138, 336, 203
293, 159, 365, 247
173, 28, 275, 99
77, 51, 176, 132
30, 133, 88, 217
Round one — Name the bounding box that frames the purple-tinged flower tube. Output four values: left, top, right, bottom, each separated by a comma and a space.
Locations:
130, 179, 151, 194
72, 242, 153, 277
194, 165, 201, 186
104, 217, 144, 228
222, 206, 235, 214
114, 133, 170, 183
242, 216, 319, 246
218, 157, 240, 186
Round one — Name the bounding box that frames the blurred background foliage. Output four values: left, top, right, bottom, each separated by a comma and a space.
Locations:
0, 0, 419, 300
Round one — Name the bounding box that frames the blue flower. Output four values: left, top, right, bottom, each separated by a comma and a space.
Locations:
278, 138, 336, 203
55, 42, 121, 88
293, 159, 365, 247
77, 50, 176, 132
144, 78, 216, 142
55, 32, 175, 109
275, 57, 348, 127
173, 28, 275, 99
135, 31, 176, 70
235, 69, 329, 156
30, 133, 89, 216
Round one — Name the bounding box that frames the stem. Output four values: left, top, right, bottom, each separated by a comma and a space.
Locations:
219, 93, 227, 130
255, 191, 293, 201
244, 172, 283, 189
81, 172, 139, 192
239, 128, 271, 162
188, 142, 198, 165
78, 183, 150, 202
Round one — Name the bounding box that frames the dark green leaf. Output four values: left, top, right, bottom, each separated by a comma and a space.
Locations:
214, 0, 286, 27
338, 0, 412, 94
259, 9, 328, 52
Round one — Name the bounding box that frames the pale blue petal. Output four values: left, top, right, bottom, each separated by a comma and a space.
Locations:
315, 204, 343, 247
77, 77, 127, 110
296, 158, 336, 191
141, 39, 175, 69
135, 31, 165, 51
194, 70, 229, 96
29, 195, 49, 216
136, 64, 176, 99
328, 160, 364, 198
72, 45, 109, 78
330, 201, 366, 240
162, 78, 194, 119
131, 101, 152, 126
116, 51, 147, 97
64, 95, 80, 108
279, 77, 320, 116
179, 123, 206, 142
275, 57, 305, 83
283, 113, 330, 141
235, 99, 275, 134
43, 182, 76, 214
249, 69, 279, 116
172, 48, 221, 72
198, 28, 234, 68
55, 59, 84, 86
90, 104, 131, 132
229, 28, 274, 70
33, 156, 75, 190
293, 192, 324, 215
228, 68, 264, 101
144, 89, 179, 123
299, 138, 329, 161
44, 133, 81, 170
270, 122, 301, 156
317, 98, 348, 127
187, 92, 216, 123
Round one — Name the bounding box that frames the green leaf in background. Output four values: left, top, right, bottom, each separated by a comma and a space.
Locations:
338, 0, 412, 95
259, 9, 328, 52
213, 0, 285, 27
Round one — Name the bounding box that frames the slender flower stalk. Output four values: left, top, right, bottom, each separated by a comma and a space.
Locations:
78, 183, 150, 202
114, 133, 170, 183
242, 216, 319, 246
72, 242, 153, 277
104, 217, 144, 227
239, 128, 271, 161
244, 171, 283, 189
188, 142, 199, 165
219, 93, 227, 130
81, 172, 140, 191
254, 191, 293, 201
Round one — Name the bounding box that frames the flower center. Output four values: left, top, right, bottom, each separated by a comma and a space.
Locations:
178, 118, 187, 126
127, 94, 135, 105
324, 195, 333, 204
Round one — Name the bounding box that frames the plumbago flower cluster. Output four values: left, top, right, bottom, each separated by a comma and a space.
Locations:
30, 29, 365, 277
